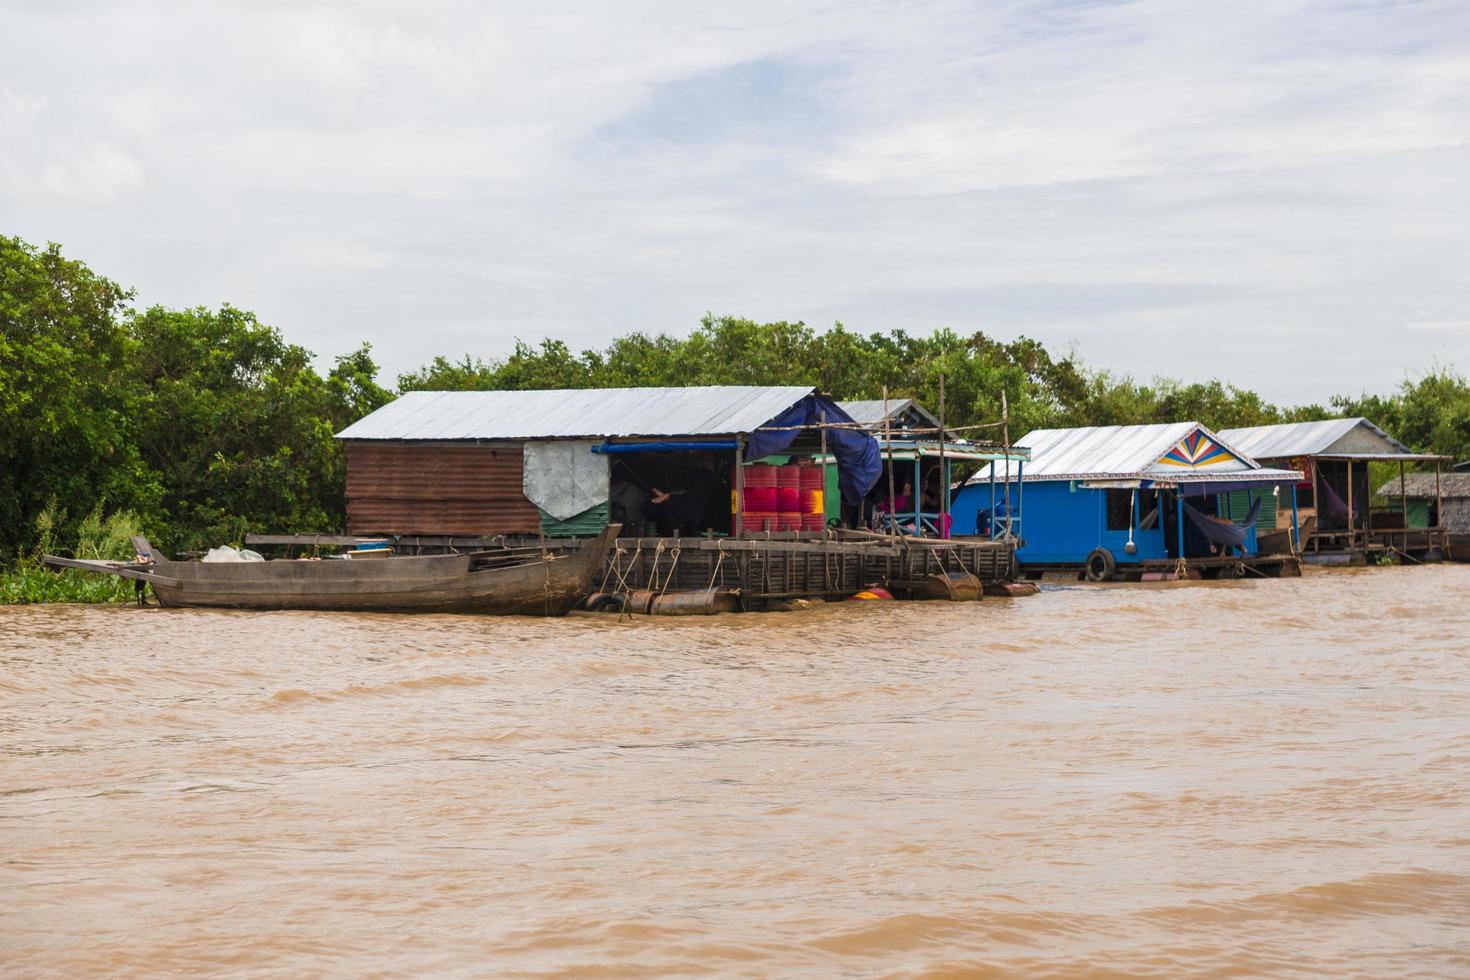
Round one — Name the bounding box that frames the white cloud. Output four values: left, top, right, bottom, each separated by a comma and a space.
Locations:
0, 0, 1467, 402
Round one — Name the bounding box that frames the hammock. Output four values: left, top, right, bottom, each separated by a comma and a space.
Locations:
1183, 496, 1261, 550
1319, 477, 1361, 520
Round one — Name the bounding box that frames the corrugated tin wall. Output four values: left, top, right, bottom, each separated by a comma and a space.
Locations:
1222, 489, 1278, 532
540, 501, 610, 536
345, 442, 540, 535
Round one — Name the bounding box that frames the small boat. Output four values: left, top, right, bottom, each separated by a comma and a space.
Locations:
1257, 516, 1315, 556
44, 525, 620, 616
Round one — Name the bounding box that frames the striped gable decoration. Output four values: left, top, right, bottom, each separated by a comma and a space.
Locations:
1155, 429, 1238, 469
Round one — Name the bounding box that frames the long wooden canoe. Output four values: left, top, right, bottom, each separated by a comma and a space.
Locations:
44, 525, 619, 616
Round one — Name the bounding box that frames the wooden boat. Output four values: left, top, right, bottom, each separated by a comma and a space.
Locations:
1257, 516, 1315, 556
44, 525, 620, 616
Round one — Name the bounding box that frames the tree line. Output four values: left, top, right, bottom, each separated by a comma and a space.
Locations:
3, 233, 1467, 560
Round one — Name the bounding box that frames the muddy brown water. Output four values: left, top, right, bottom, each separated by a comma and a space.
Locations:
3, 566, 1468, 977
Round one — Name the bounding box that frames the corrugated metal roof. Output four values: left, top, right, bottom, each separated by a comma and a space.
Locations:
967, 421, 1298, 484
337, 386, 817, 441
1219, 418, 1412, 459
1374, 472, 1470, 498
838, 398, 941, 430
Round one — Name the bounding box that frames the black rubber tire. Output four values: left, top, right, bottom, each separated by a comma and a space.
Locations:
1084, 548, 1116, 582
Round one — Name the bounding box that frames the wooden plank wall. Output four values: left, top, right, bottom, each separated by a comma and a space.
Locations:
345, 442, 540, 536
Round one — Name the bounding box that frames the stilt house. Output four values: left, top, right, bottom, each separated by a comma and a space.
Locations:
1219, 418, 1450, 563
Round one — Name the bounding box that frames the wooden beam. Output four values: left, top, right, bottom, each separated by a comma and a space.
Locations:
42, 555, 183, 588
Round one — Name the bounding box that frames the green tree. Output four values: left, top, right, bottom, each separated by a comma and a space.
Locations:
127, 305, 391, 551
0, 236, 156, 559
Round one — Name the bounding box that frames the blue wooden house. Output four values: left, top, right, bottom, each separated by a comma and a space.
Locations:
950, 422, 1303, 580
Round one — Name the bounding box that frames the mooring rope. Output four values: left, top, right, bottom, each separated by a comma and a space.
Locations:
661, 545, 682, 595
598, 545, 622, 594
708, 540, 727, 592
647, 540, 665, 592
610, 541, 641, 596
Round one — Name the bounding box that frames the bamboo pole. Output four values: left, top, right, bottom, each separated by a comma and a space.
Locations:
1310, 458, 1320, 553
1001, 389, 1013, 539
1347, 459, 1355, 553
883, 385, 896, 535
1435, 458, 1443, 546
938, 373, 947, 537
819, 409, 829, 530
733, 436, 745, 538
1400, 460, 1407, 553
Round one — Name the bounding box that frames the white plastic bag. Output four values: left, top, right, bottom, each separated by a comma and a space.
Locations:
202, 546, 264, 562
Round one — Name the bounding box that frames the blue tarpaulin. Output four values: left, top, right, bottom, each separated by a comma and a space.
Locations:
746, 395, 881, 505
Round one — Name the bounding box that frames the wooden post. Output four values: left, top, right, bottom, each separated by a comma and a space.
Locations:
1435, 458, 1443, 547
1001, 389, 1013, 539
1364, 458, 1374, 543
1346, 459, 1355, 553
912, 455, 921, 537
734, 436, 745, 538
1400, 460, 1407, 553
1175, 487, 1185, 561
819, 410, 829, 531
883, 385, 896, 534
1310, 458, 1320, 553
1290, 483, 1300, 553
938, 373, 948, 536
1016, 459, 1024, 541
989, 459, 997, 539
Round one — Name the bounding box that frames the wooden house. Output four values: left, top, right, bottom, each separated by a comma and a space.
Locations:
1219, 418, 1450, 563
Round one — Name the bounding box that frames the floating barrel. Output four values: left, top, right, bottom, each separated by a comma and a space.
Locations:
622, 590, 658, 615
744, 511, 777, 533
649, 590, 740, 616
776, 465, 802, 519
738, 463, 780, 533
741, 486, 778, 512
801, 513, 825, 533
744, 463, 778, 487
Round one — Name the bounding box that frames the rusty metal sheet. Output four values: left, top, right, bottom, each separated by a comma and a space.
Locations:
346, 443, 539, 535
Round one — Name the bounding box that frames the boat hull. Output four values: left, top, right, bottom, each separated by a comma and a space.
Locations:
148, 527, 617, 615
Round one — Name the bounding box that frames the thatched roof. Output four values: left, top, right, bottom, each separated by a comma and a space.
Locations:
1374, 472, 1470, 499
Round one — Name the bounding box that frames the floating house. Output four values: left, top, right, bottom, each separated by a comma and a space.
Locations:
1219, 418, 1450, 563
949, 422, 1302, 580
321, 385, 1018, 606
334, 385, 880, 540
1373, 471, 1470, 561
837, 398, 1030, 538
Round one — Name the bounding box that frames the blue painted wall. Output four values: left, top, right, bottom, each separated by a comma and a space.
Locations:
953, 479, 1259, 565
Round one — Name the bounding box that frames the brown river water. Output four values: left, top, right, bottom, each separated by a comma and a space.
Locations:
3, 565, 1469, 978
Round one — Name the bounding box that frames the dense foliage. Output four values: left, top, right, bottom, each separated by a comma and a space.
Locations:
1, 235, 391, 559
4, 233, 1467, 568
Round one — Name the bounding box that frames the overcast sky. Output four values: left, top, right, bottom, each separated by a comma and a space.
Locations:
3, 0, 1467, 403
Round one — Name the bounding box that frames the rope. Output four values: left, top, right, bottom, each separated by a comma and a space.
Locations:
607, 541, 641, 616
660, 545, 681, 595
598, 544, 622, 594
708, 540, 727, 591
647, 540, 665, 592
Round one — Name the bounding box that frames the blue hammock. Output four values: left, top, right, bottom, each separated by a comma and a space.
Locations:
1183, 496, 1261, 550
